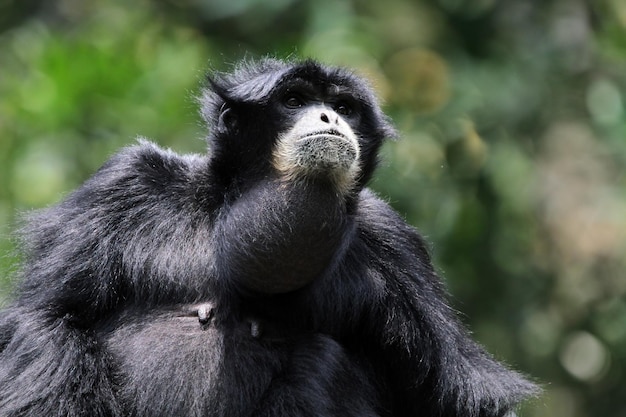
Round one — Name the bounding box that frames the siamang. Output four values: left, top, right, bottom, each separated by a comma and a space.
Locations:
0, 59, 538, 417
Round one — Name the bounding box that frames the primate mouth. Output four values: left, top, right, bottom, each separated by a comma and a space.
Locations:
299, 130, 353, 147
301, 129, 347, 140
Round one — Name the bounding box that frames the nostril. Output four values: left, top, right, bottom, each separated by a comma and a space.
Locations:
320, 113, 330, 123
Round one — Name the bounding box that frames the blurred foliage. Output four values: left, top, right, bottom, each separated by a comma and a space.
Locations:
0, 0, 625, 415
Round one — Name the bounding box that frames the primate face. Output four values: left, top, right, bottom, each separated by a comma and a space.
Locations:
272, 81, 362, 192
203, 60, 396, 194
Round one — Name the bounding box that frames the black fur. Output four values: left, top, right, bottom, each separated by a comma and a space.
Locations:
0, 59, 537, 417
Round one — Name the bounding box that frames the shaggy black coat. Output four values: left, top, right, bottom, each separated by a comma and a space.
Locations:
0, 59, 537, 417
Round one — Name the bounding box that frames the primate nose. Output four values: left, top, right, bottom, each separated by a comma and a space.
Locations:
320, 112, 337, 124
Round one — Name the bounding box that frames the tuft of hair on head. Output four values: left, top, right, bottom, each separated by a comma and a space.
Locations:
198, 58, 292, 129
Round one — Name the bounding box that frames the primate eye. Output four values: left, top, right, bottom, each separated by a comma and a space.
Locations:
284, 94, 304, 109
335, 102, 352, 116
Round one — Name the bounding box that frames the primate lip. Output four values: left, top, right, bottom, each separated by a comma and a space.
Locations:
300, 130, 349, 142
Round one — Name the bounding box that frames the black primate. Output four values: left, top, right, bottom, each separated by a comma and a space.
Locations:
0, 59, 537, 417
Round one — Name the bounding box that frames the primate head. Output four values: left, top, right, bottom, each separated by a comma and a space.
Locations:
200, 59, 397, 196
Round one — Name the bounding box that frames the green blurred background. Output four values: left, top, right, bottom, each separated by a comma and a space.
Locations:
0, 0, 625, 415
